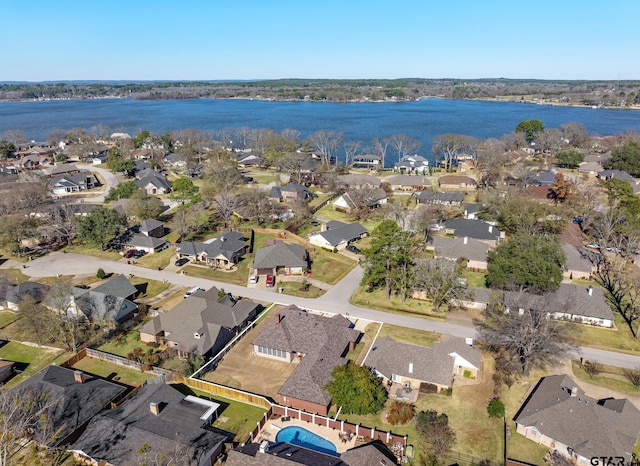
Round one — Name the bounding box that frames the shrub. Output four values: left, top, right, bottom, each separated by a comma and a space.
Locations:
463, 369, 473, 378
96, 268, 106, 279
387, 401, 415, 426
581, 360, 602, 378
439, 387, 453, 396
487, 398, 505, 418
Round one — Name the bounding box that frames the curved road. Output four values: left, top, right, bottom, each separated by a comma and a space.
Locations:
26, 252, 640, 369
75, 163, 121, 203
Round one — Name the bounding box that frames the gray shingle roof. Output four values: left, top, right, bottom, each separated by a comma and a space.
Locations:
177, 231, 246, 262
252, 305, 360, 406
310, 222, 368, 248
417, 190, 465, 204
16, 365, 126, 445
139, 218, 164, 233
127, 234, 167, 250
91, 274, 138, 300
428, 236, 490, 263
5, 281, 50, 305
338, 187, 387, 210
443, 218, 502, 242
387, 174, 429, 187
73, 288, 137, 323
134, 173, 171, 191
514, 375, 640, 459
561, 243, 595, 275
254, 243, 307, 269
227, 442, 345, 466
71, 383, 226, 465
364, 336, 481, 387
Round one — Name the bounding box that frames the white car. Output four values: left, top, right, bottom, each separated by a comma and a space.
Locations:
249, 274, 259, 284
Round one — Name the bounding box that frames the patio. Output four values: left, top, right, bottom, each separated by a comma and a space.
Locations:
388, 382, 419, 403
255, 416, 357, 454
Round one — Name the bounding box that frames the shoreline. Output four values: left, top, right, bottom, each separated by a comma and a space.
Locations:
1, 94, 639, 110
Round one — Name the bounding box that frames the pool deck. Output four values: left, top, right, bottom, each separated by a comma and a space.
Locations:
256, 417, 357, 454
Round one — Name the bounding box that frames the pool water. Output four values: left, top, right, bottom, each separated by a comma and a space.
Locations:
275, 425, 338, 456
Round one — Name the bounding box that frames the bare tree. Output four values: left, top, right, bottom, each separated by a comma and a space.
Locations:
476, 292, 576, 375
561, 122, 590, 148
534, 128, 564, 155
307, 130, 343, 166
432, 134, 465, 170
623, 367, 640, 387
43, 280, 86, 353
581, 360, 603, 378
389, 134, 421, 164
477, 137, 508, 188
413, 259, 469, 312
47, 203, 79, 246
1, 129, 28, 144
276, 152, 311, 185
343, 141, 362, 167
212, 191, 238, 228
371, 137, 392, 168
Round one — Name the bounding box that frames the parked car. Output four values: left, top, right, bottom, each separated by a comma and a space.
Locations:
572, 216, 584, 225
175, 257, 189, 267
249, 274, 259, 284
133, 250, 146, 258
265, 275, 275, 288
123, 249, 137, 258
585, 243, 601, 249
346, 244, 361, 254
183, 286, 204, 299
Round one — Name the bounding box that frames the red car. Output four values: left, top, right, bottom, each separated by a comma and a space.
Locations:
123, 249, 137, 258
265, 275, 275, 288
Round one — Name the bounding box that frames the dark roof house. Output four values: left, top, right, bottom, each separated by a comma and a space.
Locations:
514, 374, 640, 463
417, 190, 465, 206
91, 274, 138, 301
71, 383, 226, 466
443, 218, 504, 245
176, 231, 247, 269
253, 242, 308, 275
308, 221, 368, 249
16, 365, 126, 446
427, 236, 490, 270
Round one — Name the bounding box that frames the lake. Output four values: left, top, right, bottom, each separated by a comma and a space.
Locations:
2, 98, 640, 165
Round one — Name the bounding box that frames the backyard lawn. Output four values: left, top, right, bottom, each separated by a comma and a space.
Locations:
0, 311, 18, 328
314, 204, 382, 232
0, 268, 29, 284
170, 383, 267, 443
98, 325, 150, 358
0, 342, 67, 389
72, 357, 155, 386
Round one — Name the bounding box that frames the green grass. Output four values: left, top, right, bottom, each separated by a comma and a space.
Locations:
567, 314, 640, 355
461, 270, 487, 288
0, 311, 18, 328
314, 204, 382, 232
183, 259, 251, 286
0, 342, 66, 388
64, 243, 122, 260
129, 276, 170, 299
308, 248, 356, 284
135, 247, 176, 270
378, 324, 440, 347
0, 268, 30, 284
98, 327, 149, 358
351, 286, 446, 320
251, 174, 277, 184
277, 281, 325, 298
170, 383, 267, 443
307, 192, 333, 211
72, 357, 155, 386
506, 424, 548, 465
571, 359, 640, 396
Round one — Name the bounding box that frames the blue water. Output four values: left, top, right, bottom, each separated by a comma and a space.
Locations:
2, 98, 640, 166
275, 425, 338, 456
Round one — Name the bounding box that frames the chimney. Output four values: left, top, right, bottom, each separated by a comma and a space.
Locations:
488, 225, 493, 233
408, 362, 414, 374
275, 314, 282, 325
463, 236, 468, 245
73, 370, 85, 383
570, 387, 578, 397
588, 286, 593, 296
349, 341, 356, 351
150, 402, 160, 416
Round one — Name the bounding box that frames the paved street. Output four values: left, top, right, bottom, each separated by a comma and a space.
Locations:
25, 252, 640, 369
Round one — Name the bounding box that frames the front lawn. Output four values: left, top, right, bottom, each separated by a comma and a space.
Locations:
308, 248, 356, 284
0, 342, 67, 388
571, 359, 640, 396
0, 269, 30, 284
351, 286, 446, 320
64, 243, 122, 260
135, 247, 176, 270
72, 357, 155, 386
566, 313, 640, 355
314, 204, 382, 232
183, 259, 251, 286
277, 281, 325, 298
0, 311, 18, 328
170, 383, 267, 443
129, 276, 170, 299
378, 324, 440, 347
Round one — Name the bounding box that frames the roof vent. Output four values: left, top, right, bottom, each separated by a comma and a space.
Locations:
408, 362, 414, 374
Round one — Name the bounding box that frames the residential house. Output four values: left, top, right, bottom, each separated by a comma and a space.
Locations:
70, 276, 138, 325
237, 153, 264, 168
139, 219, 165, 238
125, 234, 168, 254
427, 236, 490, 270
351, 154, 382, 169
442, 218, 504, 247
525, 169, 557, 186
48, 172, 97, 195
46, 163, 81, 177
176, 231, 248, 269
437, 175, 478, 189
308, 221, 367, 250
449, 287, 492, 310
135, 172, 172, 195
163, 152, 187, 168
139, 286, 260, 357
578, 161, 604, 175
332, 187, 387, 214
0, 280, 50, 311
416, 190, 464, 206
227, 440, 398, 466
0, 361, 14, 384
253, 242, 308, 276
514, 375, 640, 464
252, 305, 361, 415
364, 336, 482, 392
269, 186, 283, 202
91, 154, 108, 165
92, 274, 138, 301
597, 169, 636, 183
502, 283, 615, 328
386, 174, 430, 192
394, 155, 429, 174
463, 203, 482, 219
15, 365, 126, 447
280, 183, 313, 202
337, 174, 381, 189
71, 383, 226, 466
17, 153, 43, 170
562, 243, 596, 280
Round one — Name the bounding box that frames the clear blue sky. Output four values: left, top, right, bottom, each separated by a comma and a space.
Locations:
2, 0, 638, 81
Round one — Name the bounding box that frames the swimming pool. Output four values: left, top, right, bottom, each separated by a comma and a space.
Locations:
275, 425, 338, 456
